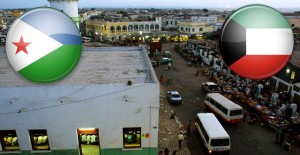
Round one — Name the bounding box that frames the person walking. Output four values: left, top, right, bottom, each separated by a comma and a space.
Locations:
187, 120, 191, 135
243, 110, 248, 122
168, 62, 171, 70
164, 147, 169, 155
160, 75, 164, 85
178, 131, 184, 149
172, 150, 178, 155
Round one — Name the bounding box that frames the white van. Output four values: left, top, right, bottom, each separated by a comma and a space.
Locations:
204, 93, 243, 124
195, 113, 230, 154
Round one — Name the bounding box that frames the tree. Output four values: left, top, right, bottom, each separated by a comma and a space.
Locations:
117, 11, 129, 18
202, 8, 209, 13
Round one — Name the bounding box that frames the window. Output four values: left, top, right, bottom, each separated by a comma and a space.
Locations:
29, 130, 50, 150
122, 25, 127, 31
215, 102, 222, 109
150, 24, 154, 30
198, 121, 209, 143
110, 26, 115, 33
186, 28, 188, 31
0, 130, 20, 151
230, 109, 243, 116
123, 128, 141, 148
181, 27, 184, 31
291, 24, 295, 27
175, 21, 177, 25
192, 28, 194, 32
221, 106, 228, 115
294, 85, 300, 92
155, 24, 159, 30
200, 28, 203, 31
210, 139, 230, 146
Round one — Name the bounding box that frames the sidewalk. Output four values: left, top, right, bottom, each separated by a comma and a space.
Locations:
158, 85, 191, 155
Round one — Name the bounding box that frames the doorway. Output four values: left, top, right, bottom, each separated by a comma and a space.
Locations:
77, 128, 100, 155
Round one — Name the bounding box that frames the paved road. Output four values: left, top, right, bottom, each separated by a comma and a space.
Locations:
154, 42, 300, 155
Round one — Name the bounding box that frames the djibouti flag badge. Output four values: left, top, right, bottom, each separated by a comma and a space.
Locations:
6, 8, 82, 83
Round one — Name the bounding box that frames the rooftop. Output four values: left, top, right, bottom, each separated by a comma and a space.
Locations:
290, 44, 300, 68
0, 46, 155, 87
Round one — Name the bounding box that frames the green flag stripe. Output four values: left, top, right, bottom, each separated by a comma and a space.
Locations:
18, 45, 82, 83
230, 4, 290, 28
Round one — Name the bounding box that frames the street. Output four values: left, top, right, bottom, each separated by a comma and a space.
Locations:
155, 42, 300, 155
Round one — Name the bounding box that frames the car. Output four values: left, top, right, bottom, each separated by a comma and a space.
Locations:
201, 82, 220, 93
167, 91, 182, 104
162, 51, 172, 57
159, 57, 173, 64
150, 60, 157, 67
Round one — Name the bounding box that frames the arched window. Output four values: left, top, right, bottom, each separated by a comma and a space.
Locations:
117, 26, 121, 31
150, 24, 154, 30
110, 26, 115, 33
145, 24, 149, 31
128, 25, 133, 31
155, 24, 159, 30
134, 25, 138, 31
122, 25, 127, 31
139, 25, 144, 30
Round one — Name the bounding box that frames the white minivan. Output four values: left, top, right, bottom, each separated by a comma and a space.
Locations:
195, 113, 230, 154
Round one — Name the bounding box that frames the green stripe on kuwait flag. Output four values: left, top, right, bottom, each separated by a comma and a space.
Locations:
220, 4, 294, 79
6, 8, 82, 83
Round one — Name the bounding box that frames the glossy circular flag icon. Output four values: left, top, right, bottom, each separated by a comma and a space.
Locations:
6, 8, 82, 83
220, 4, 294, 79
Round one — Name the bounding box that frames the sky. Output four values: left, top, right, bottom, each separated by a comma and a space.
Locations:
0, 0, 299, 11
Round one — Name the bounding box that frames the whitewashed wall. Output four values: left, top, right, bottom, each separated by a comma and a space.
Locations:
49, 1, 79, 18
0, 83, 159, 150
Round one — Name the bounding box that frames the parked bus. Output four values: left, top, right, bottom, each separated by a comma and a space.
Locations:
195, 113, 230, 154
204, 93, 243, 124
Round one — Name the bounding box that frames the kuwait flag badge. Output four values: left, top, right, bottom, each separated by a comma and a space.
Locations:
220, 4, 294, 79
6, 8, 82, 83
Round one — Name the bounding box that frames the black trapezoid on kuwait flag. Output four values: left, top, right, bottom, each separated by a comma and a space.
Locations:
220, 4, 294, 80
220, 19, 246, 66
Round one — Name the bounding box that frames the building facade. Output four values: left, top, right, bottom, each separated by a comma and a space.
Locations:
190, 15, 218, 24
179, 21, 214, 35
286, 16, 300, 28
85, 17, 162, 42
0, 47, 159, 155
162, 15, 185, 29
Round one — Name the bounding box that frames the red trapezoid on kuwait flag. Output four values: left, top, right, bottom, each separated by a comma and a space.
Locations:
230, 55, 291, 79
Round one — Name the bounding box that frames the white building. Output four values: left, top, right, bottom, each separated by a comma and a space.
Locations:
0, 46, 159, 155
179, 20, 214, 35
162, 15, 185, 29
48, 0, 81, 28
128, 17, 162, 34
190, 15, 218, 24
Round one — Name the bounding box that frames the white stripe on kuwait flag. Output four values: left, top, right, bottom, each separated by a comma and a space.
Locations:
6, 8, 82, 83
246, 29, 293, 55
220, 4, 294, 79
7, 20, 63, 71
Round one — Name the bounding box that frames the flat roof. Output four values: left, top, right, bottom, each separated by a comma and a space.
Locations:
207, 93, 242, 110
197, 113, 229, 138
290, 45, 300, 68
0, 46, 155, 87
